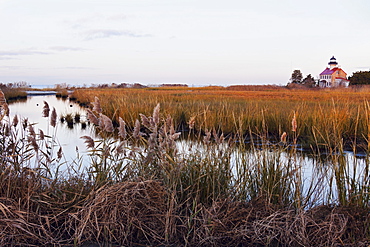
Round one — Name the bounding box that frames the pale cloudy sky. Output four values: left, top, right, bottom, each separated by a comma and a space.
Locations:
0, 0, 369, 86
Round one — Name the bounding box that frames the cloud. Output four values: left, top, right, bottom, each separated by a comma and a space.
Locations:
65, 13, 128, 30
107, 14, 128, 21
0, 65, 22, 70
56, 66, 95, 70
49, 46, 87, 52
0, 56, 14, 60
0, 47, 86, 60
0, 49, 50, 60
83, 29, 152, 40
0, 49, 50, 56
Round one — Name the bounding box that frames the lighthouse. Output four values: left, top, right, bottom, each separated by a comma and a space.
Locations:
328, 56, 338, 69
319, 56, 349, 87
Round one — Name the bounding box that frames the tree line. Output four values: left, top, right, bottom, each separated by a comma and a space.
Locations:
289, 69, 370, 87
348, 71, 370, 85
289, 70, 316, 88
0, 81, 29, 89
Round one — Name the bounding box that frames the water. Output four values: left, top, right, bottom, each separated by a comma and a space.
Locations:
6, 94, 369, 205
8, 95, 368, 170
8, 94, 96, 163
30, 84, 57, 89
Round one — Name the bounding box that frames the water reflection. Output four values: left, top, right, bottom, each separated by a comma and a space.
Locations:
176, 138, 369, 206
7, 94, 369, 205
8, 94, 96, 162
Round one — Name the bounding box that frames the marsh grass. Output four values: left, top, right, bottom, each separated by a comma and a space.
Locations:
60, 112, 83, 129
1, 89, 370, 246
2, 87, 27, 101
71, 87, 370, 150
55, 89, 69, 99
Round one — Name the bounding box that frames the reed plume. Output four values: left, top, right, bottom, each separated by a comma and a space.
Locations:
28, 135, 39, 151
116, 142, 125, 154
292, 112, 297, 132
20, 119, 28, 132
3, 124, 10, 136
118, 117, 126, 139
188, 116, 196, 130
81, 135, 95, 149
133, 119, 141, 139
39, 129, 45, 140
57, 146, 63, 159
281, 132, 287, 143
50, 107, 57, 127
140, 113, 150, 129
99, 113, 114, 132
28, 124, 36, 137
87, 109, 99, 126
0, 89, 6, 105
164, 115, 173, 134
92, 96, 102, 114
1, 104, 9, 117
203, 128, 211, 145
42, 101, 50, 118
12, 115, 19, 127
0, 91, 368, 246
212, 128, 225, 145
0, 90, 9, 117
153, 103, 160, 125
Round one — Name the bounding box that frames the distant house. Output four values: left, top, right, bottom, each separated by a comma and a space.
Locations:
319, 56, 349, 87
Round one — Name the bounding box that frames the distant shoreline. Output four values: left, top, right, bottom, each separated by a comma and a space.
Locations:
26, 90, 56, 96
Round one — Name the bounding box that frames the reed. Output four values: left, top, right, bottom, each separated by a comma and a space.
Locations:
60, 112, 83, 129
55, 89, 69, 99
71, 87, 370, 150
2, 87, 27, 101
1, 89, 370, 246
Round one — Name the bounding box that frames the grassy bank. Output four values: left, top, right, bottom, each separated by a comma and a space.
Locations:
56, 89, 69, 99
0, 90, 369, 246
1, 87, 27, 101
71, 86, 370, 151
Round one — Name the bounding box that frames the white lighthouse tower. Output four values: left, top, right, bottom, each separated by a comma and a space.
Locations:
328, 56, 338, 69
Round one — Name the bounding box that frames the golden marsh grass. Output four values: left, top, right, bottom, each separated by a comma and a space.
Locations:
71, 86, 370, 150
1, 87, 370, 246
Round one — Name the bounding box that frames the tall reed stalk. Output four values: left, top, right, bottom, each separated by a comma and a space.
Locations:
71, 87, 370, 149
1, 89, 369, 246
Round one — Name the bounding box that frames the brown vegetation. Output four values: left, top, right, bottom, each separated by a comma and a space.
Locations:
1, 179, 369, 246
70, 86, 370, 150
1, 88, 370, 246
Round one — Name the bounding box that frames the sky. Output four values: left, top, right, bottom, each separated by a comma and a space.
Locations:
0, 0, 370, 87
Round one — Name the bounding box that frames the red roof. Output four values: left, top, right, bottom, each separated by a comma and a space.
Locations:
335, 77, 349, 81
320, 68, 339, 75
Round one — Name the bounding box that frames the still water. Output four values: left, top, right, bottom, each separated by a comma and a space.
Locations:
8, 94, 95, 162
7, 94, 369, 204
8, 94, 368, 165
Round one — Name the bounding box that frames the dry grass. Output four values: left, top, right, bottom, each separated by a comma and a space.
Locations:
1, 87, 27, 102
73, 180, 168, 246
71, 86, 370, 150
0, 172, 91, 245
1, 179, 369, 246
1, 88, 370, 246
